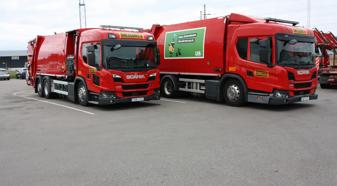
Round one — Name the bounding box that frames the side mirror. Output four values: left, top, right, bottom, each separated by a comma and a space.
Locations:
289, 39, 298, 45
111, 44, 122, 51
86, 45, 96, 68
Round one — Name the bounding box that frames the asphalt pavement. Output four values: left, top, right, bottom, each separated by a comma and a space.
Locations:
1, 79, 337, 186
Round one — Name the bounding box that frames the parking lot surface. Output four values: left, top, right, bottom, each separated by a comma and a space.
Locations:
1, 80, 337, 186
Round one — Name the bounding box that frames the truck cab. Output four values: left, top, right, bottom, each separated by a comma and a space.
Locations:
227, 17, 318, 104
76, 27, 160, 105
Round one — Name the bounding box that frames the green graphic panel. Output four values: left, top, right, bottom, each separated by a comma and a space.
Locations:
164, 27, 206, 59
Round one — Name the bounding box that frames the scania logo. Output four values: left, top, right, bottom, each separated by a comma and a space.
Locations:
297, 70, 310, 75
126, 74, 145, 79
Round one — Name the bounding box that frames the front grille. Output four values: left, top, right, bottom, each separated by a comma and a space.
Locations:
294, 90, 310, 96
122, 84, 149, 90
288, 72, 295, 80
123, 91, 147, 97
294, 83, 312, 89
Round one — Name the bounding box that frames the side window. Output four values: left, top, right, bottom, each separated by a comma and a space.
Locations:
236, 38, 248, 60
81, 43, 101, 68
249, 37, 272, 65
82, 43, 90, 63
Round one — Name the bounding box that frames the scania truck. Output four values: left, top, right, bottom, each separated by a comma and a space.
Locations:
150, 13, 318, 106
27, 26, 160, 106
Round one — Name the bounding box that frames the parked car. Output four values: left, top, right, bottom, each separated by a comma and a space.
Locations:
0, 69, 10, 80
16, 68, 27, 79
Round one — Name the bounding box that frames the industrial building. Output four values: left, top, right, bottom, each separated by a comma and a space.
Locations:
0, 50, 27, 69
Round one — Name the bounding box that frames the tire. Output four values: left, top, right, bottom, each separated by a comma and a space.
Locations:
37, 78, 44, 97
43, 78, 53, 99
77, 81, 89, 106
161, 77, 177, 98
223, 79, 245, 106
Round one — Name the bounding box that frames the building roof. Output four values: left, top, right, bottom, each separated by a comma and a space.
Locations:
0, 50, 27, 57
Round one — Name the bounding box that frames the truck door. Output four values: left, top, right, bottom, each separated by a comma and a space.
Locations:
236, 36, 277, 93
80, 42, 102, 93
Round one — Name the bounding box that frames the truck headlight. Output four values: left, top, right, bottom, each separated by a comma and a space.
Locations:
148, 73, 157, 81
113, 74, 122, 82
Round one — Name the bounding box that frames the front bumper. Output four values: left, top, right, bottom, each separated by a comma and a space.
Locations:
248, 92, 318, 105
269, 94, 318, 105
91, 89, 160, 105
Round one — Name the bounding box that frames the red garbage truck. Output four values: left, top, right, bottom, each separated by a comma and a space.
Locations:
27, 26, 160, 106
314, 28, 337, 88
150, 13, 318, 106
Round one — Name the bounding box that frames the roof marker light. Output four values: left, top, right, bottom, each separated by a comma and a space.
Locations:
148, 36, 154, 41
108, 33, 117, 39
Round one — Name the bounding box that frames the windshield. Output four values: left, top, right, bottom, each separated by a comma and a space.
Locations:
103, 43, 158, 71
277, 39, 315, 68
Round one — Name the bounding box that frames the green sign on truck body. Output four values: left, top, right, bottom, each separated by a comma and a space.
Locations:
164, 27, 206, 59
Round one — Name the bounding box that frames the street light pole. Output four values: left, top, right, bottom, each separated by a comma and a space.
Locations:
200, 4, 211, 20
79, 0, 87, 28
307, 0, 311, 28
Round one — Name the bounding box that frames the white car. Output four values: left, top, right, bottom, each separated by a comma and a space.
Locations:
0, 69, 10, 80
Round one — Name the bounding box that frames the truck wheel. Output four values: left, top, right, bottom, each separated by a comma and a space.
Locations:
43, 78, 53, 99
37, 78, 44, 97
77, 82, 88, 106
223, 79, 245, 106
161, 78, 176, 98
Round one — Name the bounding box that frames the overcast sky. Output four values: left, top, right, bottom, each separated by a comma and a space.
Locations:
0, 0, 336, 50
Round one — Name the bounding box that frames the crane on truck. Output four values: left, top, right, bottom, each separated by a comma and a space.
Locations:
150, 13, 318, 106
27, 26, 160, 106
314, 28, 337, 88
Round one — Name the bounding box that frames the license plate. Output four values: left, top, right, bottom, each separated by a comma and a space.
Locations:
132, 97, 144, 102
301, 97, 310, 102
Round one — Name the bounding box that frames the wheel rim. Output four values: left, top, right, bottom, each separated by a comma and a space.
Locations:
164, 80, 173, 96
78, 85, 87, 103
226, 84, 240, 102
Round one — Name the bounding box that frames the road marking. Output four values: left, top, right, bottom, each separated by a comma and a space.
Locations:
160, 98, 186, 104
13, 92, 95, 115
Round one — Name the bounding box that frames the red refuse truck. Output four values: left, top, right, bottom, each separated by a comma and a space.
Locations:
150, 13, 318, 106
314, 28, 337, 88
27, 26, 160, 106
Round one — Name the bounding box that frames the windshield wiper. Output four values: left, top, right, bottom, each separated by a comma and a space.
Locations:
279, 62, 298, 66
107, 56, 133, 63
298, 61, 314, 65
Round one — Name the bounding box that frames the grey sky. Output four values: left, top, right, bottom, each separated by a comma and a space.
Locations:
0, 0, 336, 50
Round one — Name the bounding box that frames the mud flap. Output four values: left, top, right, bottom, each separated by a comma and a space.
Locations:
205, 80, 221, 101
